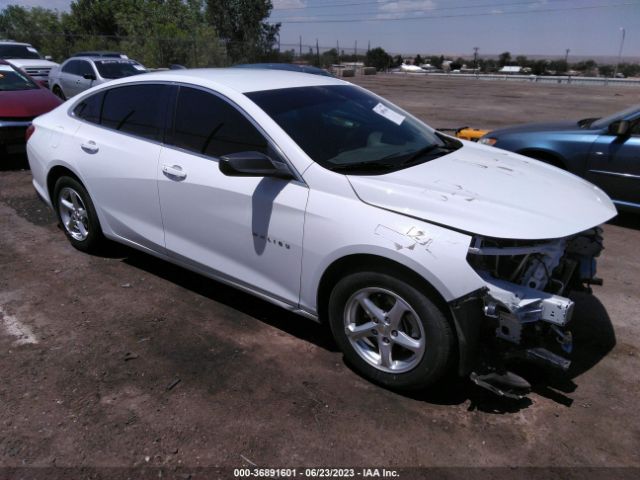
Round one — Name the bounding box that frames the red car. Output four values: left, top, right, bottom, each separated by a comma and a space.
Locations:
1, 59, 62, 157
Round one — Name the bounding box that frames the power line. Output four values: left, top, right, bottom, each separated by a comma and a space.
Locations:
275, 2, 637, 24
271, 0, 543, 12
271, 0, 575, 19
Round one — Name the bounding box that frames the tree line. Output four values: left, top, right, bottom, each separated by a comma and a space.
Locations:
363, 48, 639, 78
0, 0, 282, 68
2, 3, 637, 77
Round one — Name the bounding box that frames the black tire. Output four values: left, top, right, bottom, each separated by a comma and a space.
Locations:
329, 271, 454, 391
53, 176, 104, 253
52, 85, 66, 101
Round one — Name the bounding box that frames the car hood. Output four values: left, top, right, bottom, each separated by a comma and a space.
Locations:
5, 59, 59, 69
347, 142, 616, 240
487, 120, 582, 136
0, 88, 62, 118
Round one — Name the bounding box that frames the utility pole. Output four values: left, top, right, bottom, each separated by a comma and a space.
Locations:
367, 40, 370, 53
316, 38, 320, 66
473, 46, 479, 70
355, 40, 357, 59
564, 48, 570, 64
299, 35, 302, 58
337, 40, 340, 63
613, 27, 626, 78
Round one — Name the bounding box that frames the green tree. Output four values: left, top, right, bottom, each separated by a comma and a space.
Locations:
515, 55, 529, 67
365, 47, 392, 71
599, 64, 614, 77
530, 59, 548, 75
62, 0, 223, 67
428, 55, 442, 68
0, 5, 70, 61
498, 51, 511, 67
413, 54, 423, 66
320, 48, 339, 67
548, 59, 568, 74
206, 0, 279, 63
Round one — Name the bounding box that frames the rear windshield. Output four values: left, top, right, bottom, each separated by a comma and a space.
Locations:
0, 44, 42, 60
94, 60, 146, 79
0, 64, 38, 91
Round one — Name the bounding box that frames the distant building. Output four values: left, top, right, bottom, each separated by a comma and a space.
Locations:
499, 66, 523, 74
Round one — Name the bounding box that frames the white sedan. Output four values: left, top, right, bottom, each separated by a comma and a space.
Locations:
27, 69, 616, 397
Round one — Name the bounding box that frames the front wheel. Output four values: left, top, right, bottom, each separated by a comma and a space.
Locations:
53, 176, 104, 253
329, 271, 454, 390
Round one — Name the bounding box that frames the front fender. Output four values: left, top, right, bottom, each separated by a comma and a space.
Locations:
298, 186, 485, 314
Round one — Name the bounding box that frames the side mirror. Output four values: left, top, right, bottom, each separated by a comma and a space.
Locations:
609, 120, 630, 136
83, 73, 96, 81
219, 151, 293, 179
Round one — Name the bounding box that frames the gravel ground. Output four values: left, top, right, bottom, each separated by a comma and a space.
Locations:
0, 74, 639, 478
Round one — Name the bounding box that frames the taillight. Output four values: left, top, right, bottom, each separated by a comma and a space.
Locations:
25, 124, 35, 142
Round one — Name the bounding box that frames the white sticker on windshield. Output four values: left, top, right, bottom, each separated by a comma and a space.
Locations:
0, 65, 13, 72
27, 47, 38, 53
133, 65, 146, 71
373, 103, 405, 126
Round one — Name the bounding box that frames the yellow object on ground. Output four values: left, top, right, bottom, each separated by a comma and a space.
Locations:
455, 127, 490, 141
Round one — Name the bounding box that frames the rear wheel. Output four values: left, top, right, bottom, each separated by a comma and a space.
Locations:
53, 176, 104, 253
328, 271, 454, 390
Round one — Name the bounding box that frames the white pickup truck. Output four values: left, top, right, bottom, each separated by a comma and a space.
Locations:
0, 40, 59, 85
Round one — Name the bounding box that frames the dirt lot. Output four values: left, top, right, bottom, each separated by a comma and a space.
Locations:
1, 75, 639, 477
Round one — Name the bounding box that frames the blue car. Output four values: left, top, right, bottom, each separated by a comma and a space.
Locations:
479, 105, 640, 212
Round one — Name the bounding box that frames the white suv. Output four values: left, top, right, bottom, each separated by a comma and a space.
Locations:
26, 69, 616, 398
0, 41, 59, 84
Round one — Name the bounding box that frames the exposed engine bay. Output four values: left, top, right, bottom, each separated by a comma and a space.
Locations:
465, 227, 604, 399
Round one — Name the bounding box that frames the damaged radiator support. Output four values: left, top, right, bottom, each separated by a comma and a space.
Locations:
465, 228, 604, 398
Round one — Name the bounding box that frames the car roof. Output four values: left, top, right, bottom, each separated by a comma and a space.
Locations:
233, 63, 334, 77
105, 67, 347, 93
68, 56, 136, 63
72, 51, 127, 58
0, 41, 31, 46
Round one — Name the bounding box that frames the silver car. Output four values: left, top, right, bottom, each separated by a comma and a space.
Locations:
48, 56, 146, 100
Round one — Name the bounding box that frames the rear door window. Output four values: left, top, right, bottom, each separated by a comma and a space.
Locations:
73, 91, 104, 124
170, 86, 268, 158
62, 60, 80, 75
101, 84, 171, 142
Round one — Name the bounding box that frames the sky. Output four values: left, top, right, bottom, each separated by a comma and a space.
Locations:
1, 0, 639, 58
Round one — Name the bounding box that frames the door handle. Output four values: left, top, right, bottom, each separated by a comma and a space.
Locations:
80, 140, 99, 154
162, 164, 187, 181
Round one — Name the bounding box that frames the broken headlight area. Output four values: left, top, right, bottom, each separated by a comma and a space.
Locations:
464, 227, 604, 399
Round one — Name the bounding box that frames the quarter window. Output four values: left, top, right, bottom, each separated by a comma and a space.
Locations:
73, 91, 104, 124
101, 84, 171, 141
171, 87, 267, 158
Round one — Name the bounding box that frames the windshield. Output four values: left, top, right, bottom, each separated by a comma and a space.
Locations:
0, 44, 42, 60
0, 64, 38, 91
94, 60, 146, 79
591, 104, 640, 129
246, 85, 460, 174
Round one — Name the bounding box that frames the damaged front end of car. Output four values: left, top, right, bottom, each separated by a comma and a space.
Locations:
454, 227, 605, 399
